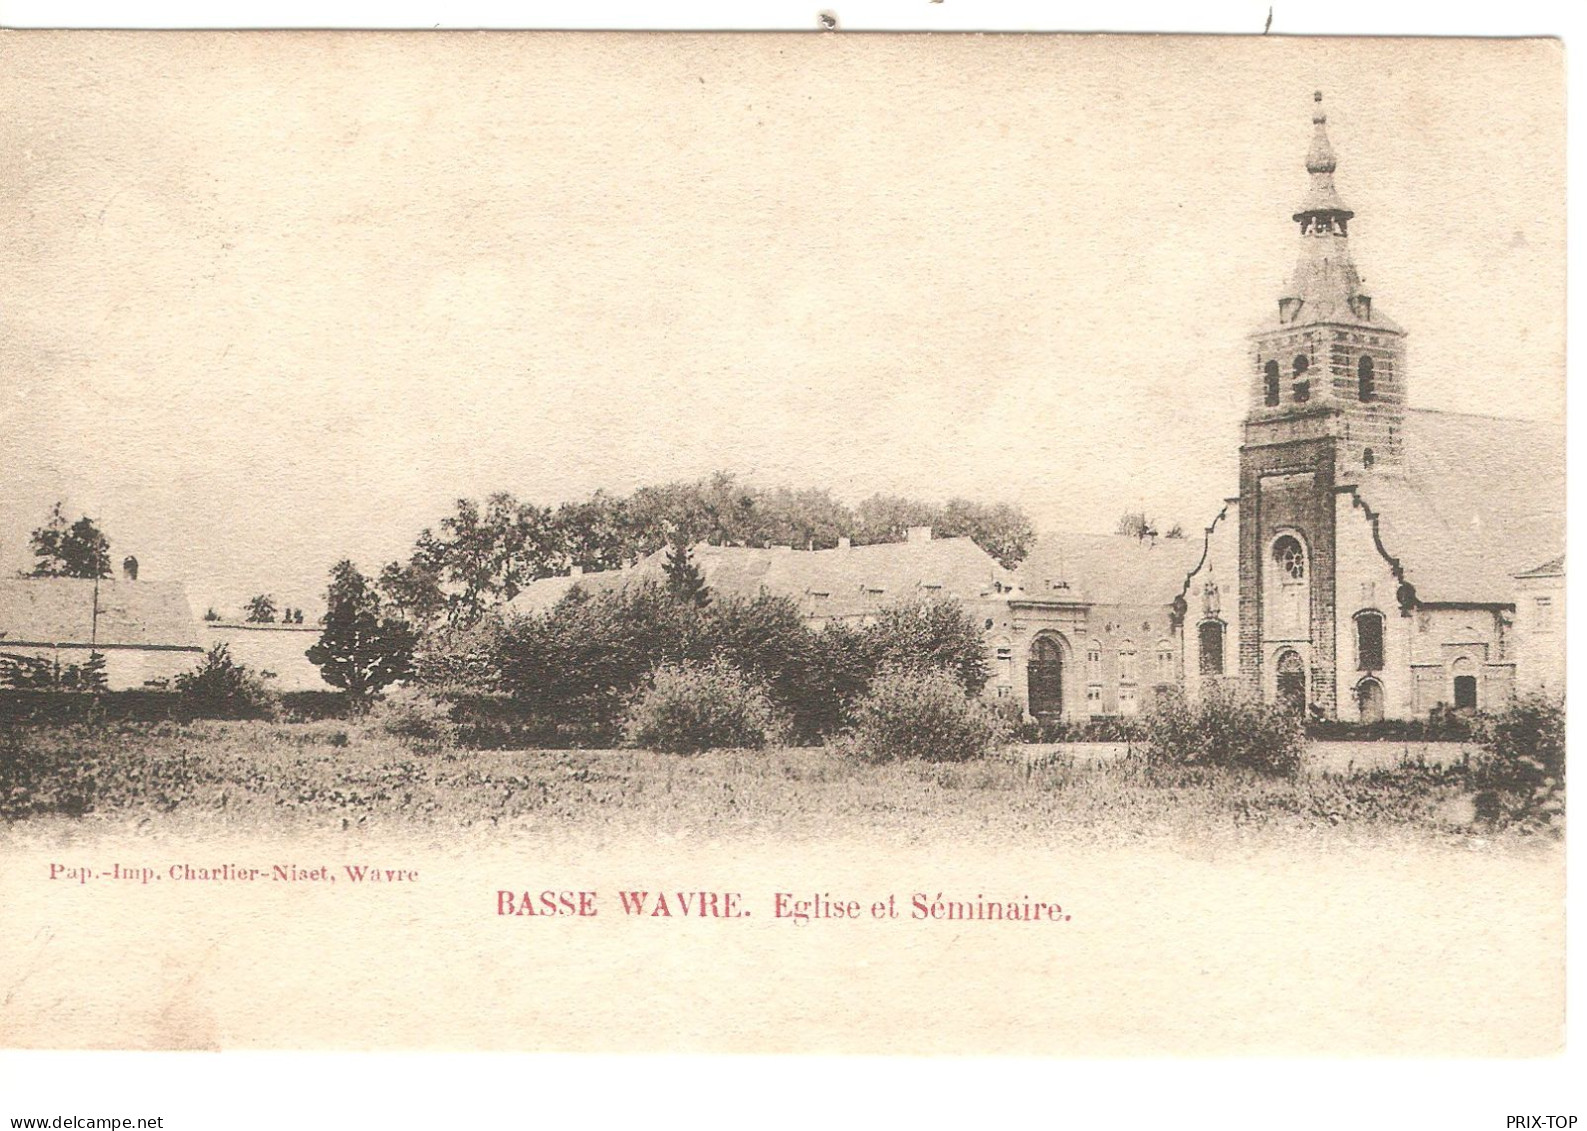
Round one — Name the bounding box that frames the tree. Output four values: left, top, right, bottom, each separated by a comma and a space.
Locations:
245, 594, 278, 623
1165, 523, 1186, 540
174, 644, 275, 719
663, 533, 710, 607
28, 504, 112, 579
203, 608, 222, 622
395, 493, 562, 627
306, 560, 419, 698
938, 498, 1037, 569
1115, 511, 1157, 540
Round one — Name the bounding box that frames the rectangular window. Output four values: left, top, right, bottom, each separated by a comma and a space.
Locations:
1087, 648, 1102, 682
1157, 649, 1174, 679
1086, 685, 1103, 715
1118, 687, 1139, 716
1535, 596, 1555, 633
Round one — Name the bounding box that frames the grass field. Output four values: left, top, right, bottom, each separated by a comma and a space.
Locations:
0, 717, 1515, 846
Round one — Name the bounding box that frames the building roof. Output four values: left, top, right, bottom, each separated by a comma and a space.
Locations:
0, 578, 205, 651
1012, 532, 1203, 608
507, 534, 1011, 621
1356, 409, 1565, 605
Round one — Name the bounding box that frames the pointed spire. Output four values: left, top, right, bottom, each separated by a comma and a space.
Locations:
1306, 90, 1337, 173
1293, 90, 1353, 229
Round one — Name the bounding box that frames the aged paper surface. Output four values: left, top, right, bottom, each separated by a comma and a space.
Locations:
0, 31, 1565, 1058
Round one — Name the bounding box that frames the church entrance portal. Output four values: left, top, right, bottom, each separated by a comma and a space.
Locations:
1027, 635, 1065, 717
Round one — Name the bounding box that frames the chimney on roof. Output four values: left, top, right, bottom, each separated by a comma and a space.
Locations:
907, 526, 932, 544
121, 556, 139, 582
837, 536, 852, 552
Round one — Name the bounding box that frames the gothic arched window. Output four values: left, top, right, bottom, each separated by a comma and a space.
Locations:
1358, 354, 1376, 402
1292, 354, 1311, 403
1263, 360, 1280, 407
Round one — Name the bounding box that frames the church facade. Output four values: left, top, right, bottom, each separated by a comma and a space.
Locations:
1177, 94, 1564, 721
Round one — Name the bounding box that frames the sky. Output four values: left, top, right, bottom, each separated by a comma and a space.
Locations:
0, 32, 1565, 616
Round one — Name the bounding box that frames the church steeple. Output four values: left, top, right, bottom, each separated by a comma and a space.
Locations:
1244, 91, 1408, 477
1293, 92, 1354, 234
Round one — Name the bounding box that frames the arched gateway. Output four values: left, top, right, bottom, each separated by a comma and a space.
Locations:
1027, 634, 1065, 717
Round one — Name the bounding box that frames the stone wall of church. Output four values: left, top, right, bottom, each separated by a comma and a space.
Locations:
1238, 435, 1339, 715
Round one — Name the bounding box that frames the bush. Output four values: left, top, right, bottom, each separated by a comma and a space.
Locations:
173, 645, 278, 720
622, 660, 789, 754
367, 687, 458, 752
862, 599, 991, 696
1470, 692, 1564, 830
841, 666, 1011, 764
1142, 685, 1303, 777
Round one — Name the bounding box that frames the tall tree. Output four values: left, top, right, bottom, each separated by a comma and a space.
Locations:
245, 594, 278, 623
399, 493, 563, 627
938, 498, 1037, 570
28, 504, 112, 579
306, 560, 419, 698
662, 532, 710, 607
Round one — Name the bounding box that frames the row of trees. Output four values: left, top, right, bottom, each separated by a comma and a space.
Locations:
375, 475, 1039, 629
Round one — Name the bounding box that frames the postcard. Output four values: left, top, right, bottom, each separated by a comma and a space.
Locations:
0, 30, 1565, 1056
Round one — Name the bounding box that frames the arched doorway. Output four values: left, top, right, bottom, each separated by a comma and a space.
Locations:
1451, 656, 1478, 712
1355, 677, 1385, 723
1027, 635, 1065, 717
1275, 649, 1306, 715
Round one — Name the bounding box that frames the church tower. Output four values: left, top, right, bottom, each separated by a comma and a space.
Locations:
1236, 93, 1408, 716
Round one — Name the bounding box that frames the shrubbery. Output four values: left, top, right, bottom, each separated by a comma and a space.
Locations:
368, 686, 458, 752
173, 645, 278, 720
840, 666, 1011, 764
621, 660, 788, 753
494, 579, 991, 746
1142, 686, 1303, 777
1470, 692, 1565, 830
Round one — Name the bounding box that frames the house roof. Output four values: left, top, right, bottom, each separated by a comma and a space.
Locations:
1356, 409, 1565, 605
507, 536, 1011, 621
0, 578, 205, 650
1012, 532, 1203, 608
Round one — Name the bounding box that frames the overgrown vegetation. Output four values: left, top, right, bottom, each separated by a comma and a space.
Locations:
621, 660, 788, 754
1142, 686, 1305, 777
173, 644, 278, 720
0, 716, 1541, 846
493, 581, 989, 746
1470, 692, 1565, 831
840, 666, 1011, 764
0, 651, 108, 692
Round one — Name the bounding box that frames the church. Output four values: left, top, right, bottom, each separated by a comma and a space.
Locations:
1176, 93, 1565, 721
504, 92, 1564, 726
